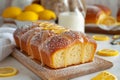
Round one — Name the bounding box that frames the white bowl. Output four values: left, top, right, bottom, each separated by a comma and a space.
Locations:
15, 20, 55, 28
15, 20, 33, 28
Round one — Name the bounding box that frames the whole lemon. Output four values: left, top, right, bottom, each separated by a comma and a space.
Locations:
24, 4, 44, 13
2, 7, 22, 19
38, 10, 56, 20
16, 11, 38, 21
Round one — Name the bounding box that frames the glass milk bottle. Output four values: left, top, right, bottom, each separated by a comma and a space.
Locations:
58, 0, 86, 33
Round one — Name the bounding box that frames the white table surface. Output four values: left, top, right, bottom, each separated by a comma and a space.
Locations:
0, 33, 120, 80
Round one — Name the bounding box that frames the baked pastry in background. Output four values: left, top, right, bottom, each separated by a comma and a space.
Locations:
94, 4, 111, 16
85, 5, 111, 24
14, 22, 97, 69
85, 5, 105, 24
117, 8, 120, 22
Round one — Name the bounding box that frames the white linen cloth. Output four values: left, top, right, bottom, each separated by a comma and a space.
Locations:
0, 25, 16, 61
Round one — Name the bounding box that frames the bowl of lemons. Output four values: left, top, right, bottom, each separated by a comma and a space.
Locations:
2, 4, 57, 27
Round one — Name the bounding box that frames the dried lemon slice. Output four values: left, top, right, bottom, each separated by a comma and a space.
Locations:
93, 34, 109, 41
91, 71, 117, 80
0, 67, 18, 77
98, 16, 117, 26
97, 49, 119, 56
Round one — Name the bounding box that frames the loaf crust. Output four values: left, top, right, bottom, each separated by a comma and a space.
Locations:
85, 5, 111, 24
94, 4, 111, 16
85, 6, 105, 24
117, 8, 120, 22
14, 22, 97, 68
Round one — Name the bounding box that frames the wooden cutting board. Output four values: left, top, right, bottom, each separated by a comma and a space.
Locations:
12, 49, 113, 80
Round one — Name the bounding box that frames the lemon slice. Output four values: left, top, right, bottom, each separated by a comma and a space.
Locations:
91, 71, 117, 80
0, 67, 18, 77
98, 16, 117, 26
97, 49, 119, 56
93, 34, 109, 41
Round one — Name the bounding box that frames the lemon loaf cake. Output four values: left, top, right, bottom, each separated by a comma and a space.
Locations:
14, 22, 97, 69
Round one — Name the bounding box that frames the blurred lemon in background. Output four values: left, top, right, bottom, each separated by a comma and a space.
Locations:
24, 4, 44, 13
2, 4, 57, 21
2, 7, 22, 19
38, 10, 56, 20
16, 11, 38, 21
97, 16, 117, 26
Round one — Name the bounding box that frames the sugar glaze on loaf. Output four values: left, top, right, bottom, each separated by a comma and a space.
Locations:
14, 22, 97, 69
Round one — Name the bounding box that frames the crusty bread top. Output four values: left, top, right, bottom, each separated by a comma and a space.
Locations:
14, 22, 97, 55
94, 4, 111, 16
117, 8, 120, 22
40, 30, 96, 55
85, 5, 104, 24
30, 30, 56, 47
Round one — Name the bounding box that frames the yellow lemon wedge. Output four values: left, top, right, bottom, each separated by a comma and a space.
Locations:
97, 16, 117, 26
91, 71, 117, 80
93, 34, 109, 41
97, 49, 119, 56
2, 7, 22, 19
38, 9, 56, 20
0, 67, 18, 77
